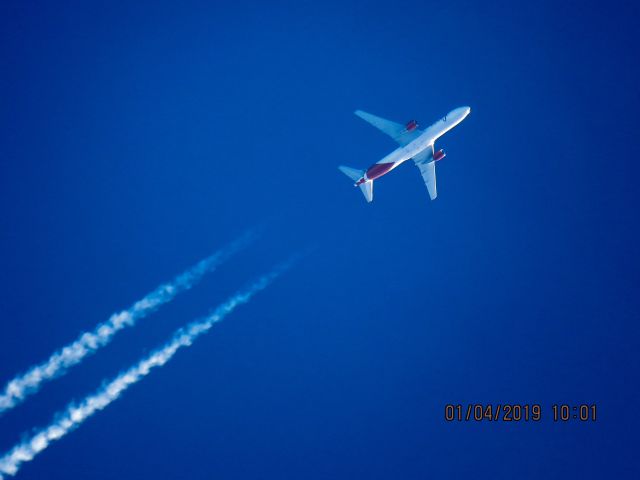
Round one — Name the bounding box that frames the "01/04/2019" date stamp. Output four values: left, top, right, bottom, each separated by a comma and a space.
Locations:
444, 404, 597, 422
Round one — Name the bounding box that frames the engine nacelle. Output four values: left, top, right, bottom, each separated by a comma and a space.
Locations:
405, 119, 419, 132
433, 148, 446, 162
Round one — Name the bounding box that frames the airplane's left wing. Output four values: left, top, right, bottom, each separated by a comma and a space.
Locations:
355, 110, 423, 146
412, 147, 437, 200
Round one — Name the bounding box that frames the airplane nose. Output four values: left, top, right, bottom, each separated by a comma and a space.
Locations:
452, 106, 471, 119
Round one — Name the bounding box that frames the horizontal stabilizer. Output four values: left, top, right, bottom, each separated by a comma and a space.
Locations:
338, 165, 364, 182
359, 180, 373, 203
338, 166, 373, 203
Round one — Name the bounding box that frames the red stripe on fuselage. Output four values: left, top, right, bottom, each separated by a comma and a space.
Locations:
366, 162, 395, 180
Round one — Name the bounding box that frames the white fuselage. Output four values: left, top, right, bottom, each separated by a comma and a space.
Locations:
365, 106, 471, 180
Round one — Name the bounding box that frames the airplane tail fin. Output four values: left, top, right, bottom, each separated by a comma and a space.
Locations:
338, 166, 373, 203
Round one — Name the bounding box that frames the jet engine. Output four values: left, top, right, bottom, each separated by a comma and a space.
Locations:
405, 119, 419, 131
433, 148, 446, 161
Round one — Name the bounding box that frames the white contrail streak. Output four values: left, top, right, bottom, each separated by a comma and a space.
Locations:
0, 231, 255, 415
0, 259, 292, 479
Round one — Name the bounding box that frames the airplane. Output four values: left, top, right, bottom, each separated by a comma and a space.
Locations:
338, 106, 471, 202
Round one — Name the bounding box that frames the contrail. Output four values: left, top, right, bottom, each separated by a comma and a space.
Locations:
0, 231, 256, 415
0, 259, 294, 479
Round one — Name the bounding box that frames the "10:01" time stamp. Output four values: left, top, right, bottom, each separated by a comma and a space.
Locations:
444, 404, 597, 422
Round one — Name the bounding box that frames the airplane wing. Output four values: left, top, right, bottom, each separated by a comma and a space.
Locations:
412, 147, 437, 200
354, 110, 423, 146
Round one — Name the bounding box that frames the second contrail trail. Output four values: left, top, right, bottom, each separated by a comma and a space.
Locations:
0, 231, 256, 415
0, 259, 293, 479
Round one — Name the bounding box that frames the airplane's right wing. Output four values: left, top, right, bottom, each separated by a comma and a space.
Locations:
416, 161, 437, 200
412, 147, 437, 200
354, 110, 423, 146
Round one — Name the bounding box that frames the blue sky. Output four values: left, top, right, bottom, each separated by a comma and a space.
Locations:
0, 1, 639, 478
